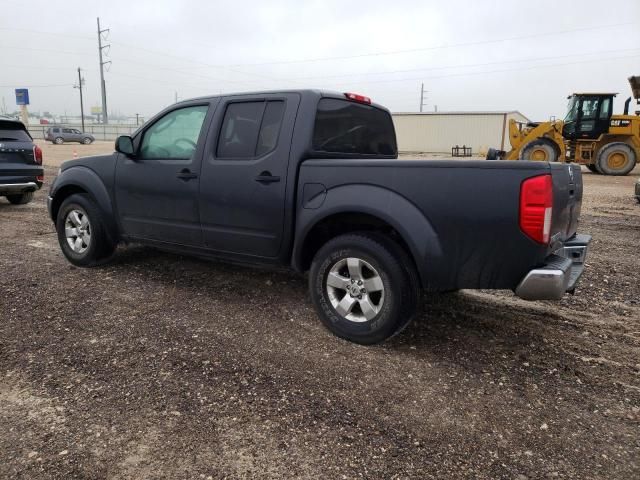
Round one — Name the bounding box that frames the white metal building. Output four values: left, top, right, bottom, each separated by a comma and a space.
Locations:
391, 111, 530, 154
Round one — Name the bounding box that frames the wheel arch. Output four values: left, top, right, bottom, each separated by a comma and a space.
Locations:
292, 184, 443, 288
50, 167, 119, 243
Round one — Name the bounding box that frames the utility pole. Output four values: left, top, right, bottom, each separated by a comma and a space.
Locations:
174, 91, 178, 104
135, 113, 139, 125
419, 83, 428, 113
74, 68, 86, 132
97, 17, 111, 124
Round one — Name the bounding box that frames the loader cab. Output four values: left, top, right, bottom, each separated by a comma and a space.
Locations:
562, 93, 616, 140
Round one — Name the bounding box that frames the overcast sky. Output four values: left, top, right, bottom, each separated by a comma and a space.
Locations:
1, 0, 639, 121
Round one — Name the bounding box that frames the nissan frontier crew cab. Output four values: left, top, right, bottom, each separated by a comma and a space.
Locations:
48, 90, 591, 344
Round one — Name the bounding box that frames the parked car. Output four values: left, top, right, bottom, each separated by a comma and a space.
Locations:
0, 117, 44, 205
48, 90, 591, 344
45, 126, 95, 145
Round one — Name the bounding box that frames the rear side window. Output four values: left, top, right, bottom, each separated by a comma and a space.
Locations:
0, 122, 31, 142
312, 99, 397, 156
217, 100, 285, 159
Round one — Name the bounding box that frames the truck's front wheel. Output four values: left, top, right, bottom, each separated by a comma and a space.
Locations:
56, 194, 115, 267
309, 233, 420, 345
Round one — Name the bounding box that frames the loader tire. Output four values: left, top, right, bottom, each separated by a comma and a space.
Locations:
519, 138, 560, 162
596, 143, 636, 176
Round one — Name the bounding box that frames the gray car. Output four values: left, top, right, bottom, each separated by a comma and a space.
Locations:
45, 126, 95, 145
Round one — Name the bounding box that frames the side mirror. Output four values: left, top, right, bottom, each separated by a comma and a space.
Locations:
115, 135, 135, 156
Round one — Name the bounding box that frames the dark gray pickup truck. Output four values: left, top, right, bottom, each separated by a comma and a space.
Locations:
48, 90, 591, 344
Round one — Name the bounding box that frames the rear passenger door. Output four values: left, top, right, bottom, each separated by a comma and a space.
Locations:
199, 93, 300, 257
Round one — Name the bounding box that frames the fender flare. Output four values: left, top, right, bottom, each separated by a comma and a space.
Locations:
292, 184, 443, 288
50, 166, 119, 242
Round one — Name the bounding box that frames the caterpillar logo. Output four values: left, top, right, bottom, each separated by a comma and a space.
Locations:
610, 119, 631, 127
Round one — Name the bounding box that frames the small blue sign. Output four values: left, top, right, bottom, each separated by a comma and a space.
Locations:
15, 89, 30, 106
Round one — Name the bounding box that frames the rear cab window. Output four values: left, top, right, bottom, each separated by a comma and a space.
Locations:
312, 98, 397, 157
0, 121, 32, 142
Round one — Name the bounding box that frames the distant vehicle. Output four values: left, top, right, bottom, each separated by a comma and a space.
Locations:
0, 117, 44, 205
45, 126, 95, 145
635, 178, 640, 203
48, 90, 591, 344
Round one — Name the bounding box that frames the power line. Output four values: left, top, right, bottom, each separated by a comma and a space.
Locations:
220, 21, 637, 67
0, 83, 74, 88
327, 53, 640, 88
283, 47, 640, 81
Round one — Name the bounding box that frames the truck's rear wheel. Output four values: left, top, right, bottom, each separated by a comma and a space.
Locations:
309, 232, 420, 345
56, 193, 115, 267
596, 143, 637, 176
519, 138, 559, 162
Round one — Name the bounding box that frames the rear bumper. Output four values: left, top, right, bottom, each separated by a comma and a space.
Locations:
0, 181, 40, 195
515, 234, 591, 300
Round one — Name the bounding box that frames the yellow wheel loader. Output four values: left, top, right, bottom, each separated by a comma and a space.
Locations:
487, 76, 640, 175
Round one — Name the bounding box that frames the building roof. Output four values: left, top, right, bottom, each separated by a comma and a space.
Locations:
392, 110, 530, 121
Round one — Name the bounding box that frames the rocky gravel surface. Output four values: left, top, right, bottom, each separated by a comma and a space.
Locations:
1, 164, 639, 479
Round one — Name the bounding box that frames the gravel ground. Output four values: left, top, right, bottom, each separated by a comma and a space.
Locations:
1, 150, 639, 479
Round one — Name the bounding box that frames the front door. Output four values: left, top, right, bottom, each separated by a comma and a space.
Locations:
575, 95, 613, 140
199, 93, 300, 257
114, 102, 212, 246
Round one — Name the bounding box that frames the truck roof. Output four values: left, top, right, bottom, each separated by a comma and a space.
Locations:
175, 89, 391, 112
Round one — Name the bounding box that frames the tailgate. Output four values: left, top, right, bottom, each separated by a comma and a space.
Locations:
0, 141, 37, 166
549, 163, 582, 245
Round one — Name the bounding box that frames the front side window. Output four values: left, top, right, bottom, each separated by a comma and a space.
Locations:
216, 100, 285, 159
580, 98, 600, 120
140, 105, 208, 160
313, 99, 397, 156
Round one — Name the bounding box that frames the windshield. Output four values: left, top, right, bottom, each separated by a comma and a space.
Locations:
564, 96, 578, 122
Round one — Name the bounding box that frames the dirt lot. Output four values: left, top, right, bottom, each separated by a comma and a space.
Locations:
1, 145, 639, 479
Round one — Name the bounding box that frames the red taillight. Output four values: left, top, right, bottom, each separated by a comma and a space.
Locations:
520, 174, 553, 244
344, 92, 371, 104
33, 145, 43, 165
37, 174, 44, 182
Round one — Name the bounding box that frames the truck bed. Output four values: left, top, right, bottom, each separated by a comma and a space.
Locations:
296, 159, 582, 292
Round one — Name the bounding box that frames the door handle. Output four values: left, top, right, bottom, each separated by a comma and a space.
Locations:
177, 169, 198, 181
255, 171, 280, 184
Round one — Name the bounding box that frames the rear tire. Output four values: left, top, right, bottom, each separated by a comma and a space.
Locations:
56, 193, 115, 267
596, 143, 637, 176
6, 191, 34, 205
309, 232, 420, 345
519, 138, 560, 162
54, 137, 64, 145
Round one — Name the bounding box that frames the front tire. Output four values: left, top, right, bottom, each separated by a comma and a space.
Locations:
6, 191, 34, 205
56, 194, 115, 267
519, 138, 560, 162
82, 137, 93, 145
309, 232, 420, 345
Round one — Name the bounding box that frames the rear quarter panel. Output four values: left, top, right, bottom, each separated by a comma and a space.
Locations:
296, 159, 554, 291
